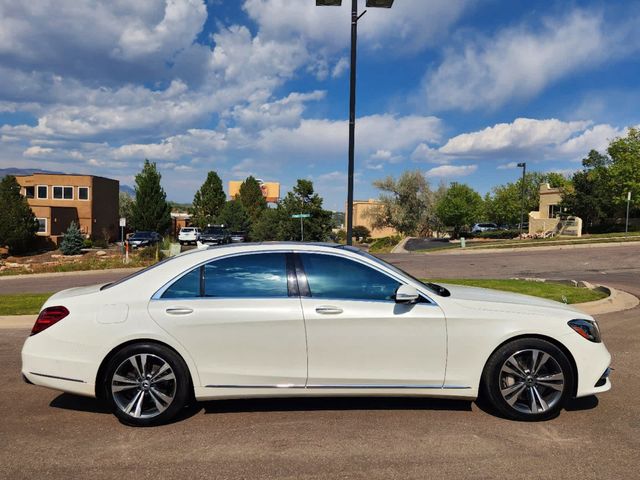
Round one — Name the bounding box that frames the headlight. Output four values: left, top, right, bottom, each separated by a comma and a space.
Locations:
568, 319, 602, 343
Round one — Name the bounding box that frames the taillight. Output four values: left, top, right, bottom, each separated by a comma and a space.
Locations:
31, 306, 69, 336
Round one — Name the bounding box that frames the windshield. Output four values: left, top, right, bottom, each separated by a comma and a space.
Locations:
181, 228, 194, 232
131, 232, 152, 239
341, 246, 450, 297
203, 227, 224, 235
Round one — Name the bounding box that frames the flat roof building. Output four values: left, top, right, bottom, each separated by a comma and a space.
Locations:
345, 199, 397, 239
16, 173, 119, 244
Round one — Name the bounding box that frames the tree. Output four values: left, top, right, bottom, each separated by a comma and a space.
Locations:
606, 127, 640, 216
277, 179, 333, 241
369, 170, 437, 237
250, 208, 282, 241
119, 192, 134, 222
236, 176, 267, 221
0, 175, 39, 254
59, 221, 84, 255
190, 171, 226, 228
130, 160, 172, 233
352, 225, 371, 242
561, 150, 613, 230
435, 183, 484, 238
217, 200, 250, 233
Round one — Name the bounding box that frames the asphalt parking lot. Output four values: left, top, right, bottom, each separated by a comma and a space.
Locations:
1, 244, 639, 479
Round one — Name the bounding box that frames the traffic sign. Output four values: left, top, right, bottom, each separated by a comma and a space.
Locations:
291, 214, 311, 218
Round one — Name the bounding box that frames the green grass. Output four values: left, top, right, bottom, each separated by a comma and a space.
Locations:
0, 293, 52, 315
0, 256, 153, 277
423, 278, 608, 304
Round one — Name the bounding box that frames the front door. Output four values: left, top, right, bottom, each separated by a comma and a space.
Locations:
297, 252, 446, 387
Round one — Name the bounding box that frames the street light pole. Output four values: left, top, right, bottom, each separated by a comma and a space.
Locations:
316, 0, 394, 245
626, 191, 632, 234
517, 162, 527, 236
345, 0, 358, 246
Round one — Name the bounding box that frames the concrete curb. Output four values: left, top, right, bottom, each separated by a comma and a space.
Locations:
0, 314, 36, 329
573, 285, 639, 316
0, 266, 142, 281
390, 237, 411, 254
420, 240, 640, 255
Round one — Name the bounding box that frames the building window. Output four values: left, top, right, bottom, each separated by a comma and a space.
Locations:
36, 218, 47, 234
548, 204, 560, 218
24, 186, 35, 198
37, 185, 48, 199
78, 186, 89, 200
53, 186, 73, 200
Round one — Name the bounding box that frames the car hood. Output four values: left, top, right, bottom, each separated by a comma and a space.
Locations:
439, 283, 583, 315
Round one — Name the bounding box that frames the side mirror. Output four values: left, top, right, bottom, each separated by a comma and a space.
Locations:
395, 284, 419, 304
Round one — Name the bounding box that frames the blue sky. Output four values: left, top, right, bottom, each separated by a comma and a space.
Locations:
1, 0, 639, 210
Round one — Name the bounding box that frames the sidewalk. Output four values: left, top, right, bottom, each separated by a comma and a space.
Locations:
424, 240, 640, 255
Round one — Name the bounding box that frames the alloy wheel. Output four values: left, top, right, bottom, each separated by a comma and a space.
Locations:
111, 353, 177, 419
499, 349, 565, 414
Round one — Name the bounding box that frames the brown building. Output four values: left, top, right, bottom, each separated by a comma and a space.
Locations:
528, 183, 582, 237
345, 199, 397, 239
16, 173, 119, 244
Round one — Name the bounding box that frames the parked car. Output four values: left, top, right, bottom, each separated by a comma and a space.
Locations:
471, 223, 498, 233
198, 225, 230, 245
22, 243, 611, 426
230, 231, 247, 243
178, 227, 200, 245
127, 231, 161, 249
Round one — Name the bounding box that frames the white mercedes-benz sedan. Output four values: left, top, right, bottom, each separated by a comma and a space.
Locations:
22, 243, 612, 426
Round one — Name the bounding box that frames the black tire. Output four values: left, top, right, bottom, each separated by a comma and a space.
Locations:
482, 338, 574, 421
103, 343, 191, 427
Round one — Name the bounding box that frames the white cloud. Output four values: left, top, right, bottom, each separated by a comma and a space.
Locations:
23, 145, 53, 156
243, 0, 474, 56
423, 10, 618, 111
331, 57, 349, 78
425, 164, 478, 178
440, 118, 591, 156
556, 124, 623, 157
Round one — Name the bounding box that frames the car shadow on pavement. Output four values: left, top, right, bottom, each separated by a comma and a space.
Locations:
474, 394, 599, 420
201, 396, 473, 415
49, 393, 112, 414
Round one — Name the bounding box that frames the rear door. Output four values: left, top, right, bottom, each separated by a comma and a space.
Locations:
148, 252, 307, 387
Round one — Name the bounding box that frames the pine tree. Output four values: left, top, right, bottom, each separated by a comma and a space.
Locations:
190, 171, 226, 228
277, 179, 333, 241
0, 175, 39, 254
237, 176, 267, 222
59, 221, 85, 255
130, 159, 171, 233
217, 200, 250, 233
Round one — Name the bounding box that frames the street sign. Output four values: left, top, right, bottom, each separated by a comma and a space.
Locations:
119, 217, 126, 227
291, 214, 311, 218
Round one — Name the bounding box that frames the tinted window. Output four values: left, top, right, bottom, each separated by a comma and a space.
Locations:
203, 227, 224, 235
203, 253, 288, 298
53, 186, 62, 199
37, 186, 47, 199
24, 186, 35, 198
162, 267, 200, 298
300, 253, 400, 301
78, 187, 89, 200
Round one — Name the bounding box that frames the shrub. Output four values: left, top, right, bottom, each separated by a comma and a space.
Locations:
136, 245, 165, 261
369, 235, 403, 253
83, 238, 93, 248
474, 229, 520, 239
60, 222, 85, 255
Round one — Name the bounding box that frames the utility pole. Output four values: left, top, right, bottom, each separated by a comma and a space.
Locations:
517, 162, 527, 236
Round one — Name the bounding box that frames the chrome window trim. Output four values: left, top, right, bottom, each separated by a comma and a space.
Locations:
151, 250, 295, 300
30, 372, 85, 383
297, 251, 438, 306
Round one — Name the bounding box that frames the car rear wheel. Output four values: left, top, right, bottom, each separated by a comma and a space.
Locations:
482, 338, 574, 421
104, 343, 190, 427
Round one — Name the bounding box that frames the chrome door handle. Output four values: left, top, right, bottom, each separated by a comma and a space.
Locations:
315, 306, 343, 315
165, 307, 194, 315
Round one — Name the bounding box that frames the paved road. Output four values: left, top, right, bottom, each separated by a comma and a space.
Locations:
1, 244, 639, 479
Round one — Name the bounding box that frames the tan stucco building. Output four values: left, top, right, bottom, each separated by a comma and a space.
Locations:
528, 183, 582, 236
16, 173, 119, 244
345, 199, 397, 239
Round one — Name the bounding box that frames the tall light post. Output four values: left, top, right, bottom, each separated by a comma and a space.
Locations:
316, 0, 395, 245
517, 162, 526, 236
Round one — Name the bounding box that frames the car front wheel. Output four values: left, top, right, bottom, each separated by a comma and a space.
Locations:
104, 343, 190, 427
482, 338, 574, 421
